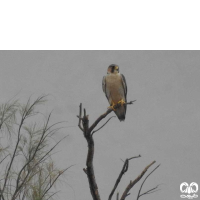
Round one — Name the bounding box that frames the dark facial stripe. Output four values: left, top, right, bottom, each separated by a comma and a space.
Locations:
111, 65, 115, 73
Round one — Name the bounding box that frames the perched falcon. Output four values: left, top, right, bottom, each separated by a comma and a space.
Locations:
102, 64, 127, 121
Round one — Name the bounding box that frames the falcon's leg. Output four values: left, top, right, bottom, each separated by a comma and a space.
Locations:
108, 102, 116, 111
118, 99, 126, 106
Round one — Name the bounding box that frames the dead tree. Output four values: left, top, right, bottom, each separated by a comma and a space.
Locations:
77, 101, 160, 200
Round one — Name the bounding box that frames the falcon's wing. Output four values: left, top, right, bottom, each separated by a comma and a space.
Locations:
102, 76, 109, 101
121, 74, 127, 102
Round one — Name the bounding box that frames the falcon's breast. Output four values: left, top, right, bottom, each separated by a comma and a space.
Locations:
105, 73, 125, 105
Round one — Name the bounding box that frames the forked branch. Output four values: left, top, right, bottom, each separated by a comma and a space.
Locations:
136, 164, 161, 200
78, 105, 101, 200
77, 100, 160, 200
120, 161, 156, 200
92, 116, 116, 136
109, 155, 141, 200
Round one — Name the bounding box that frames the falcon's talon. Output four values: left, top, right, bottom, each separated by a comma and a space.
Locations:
108, 103, 116, 111
118, 99, 126, 106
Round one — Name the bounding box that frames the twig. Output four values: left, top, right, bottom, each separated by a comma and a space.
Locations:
41, 166, 73, 200
116, 192, 119, 200
139, 186, 160, 197
108, 155, 141, 200
12, 132, 68, 199
78, 103, 83, 131
83, 168, 87, 175
128, 155, 141, 161
0, 155, 9, 165
1, 109, 25, 196
136, 164, 160, 200
120, 161, 156, 200
92, 116, 116, 136
46, 191, 60, 200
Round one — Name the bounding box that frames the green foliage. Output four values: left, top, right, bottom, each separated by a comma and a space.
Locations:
0, 99, 18, 135
0, 95, 70, 200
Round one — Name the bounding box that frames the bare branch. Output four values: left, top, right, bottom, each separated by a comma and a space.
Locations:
116, 192, 119, 200
78, 101, 136, 200
88, 100, 136, 133
108, 155, 141, 200
137, 164, 161, 200
92, 116, 116, 136
128, 155, 141, 161
120, 161, 156, 200
85, 135, 100, 200
78, 104, 101, 200
78, 103, 84, 131
139, 185, 160, 197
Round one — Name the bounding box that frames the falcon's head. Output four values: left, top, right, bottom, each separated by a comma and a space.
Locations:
107, 64, 119, 74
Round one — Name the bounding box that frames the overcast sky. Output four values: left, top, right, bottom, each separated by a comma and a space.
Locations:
0, 51, 199, 200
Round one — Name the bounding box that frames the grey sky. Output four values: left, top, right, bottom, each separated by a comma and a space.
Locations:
0, 51, 199, 200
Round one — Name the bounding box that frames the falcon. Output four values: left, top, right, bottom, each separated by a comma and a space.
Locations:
102, 64, 127, 121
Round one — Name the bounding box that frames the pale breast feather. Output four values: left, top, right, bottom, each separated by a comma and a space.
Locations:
104, 74, 124, 104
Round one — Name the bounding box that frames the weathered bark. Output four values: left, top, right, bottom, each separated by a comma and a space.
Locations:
79, 105, 101, 200
77, 101, 159, 200
85, 136, 101, 200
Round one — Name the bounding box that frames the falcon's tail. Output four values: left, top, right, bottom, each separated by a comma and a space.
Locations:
115, 105, 126, 122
